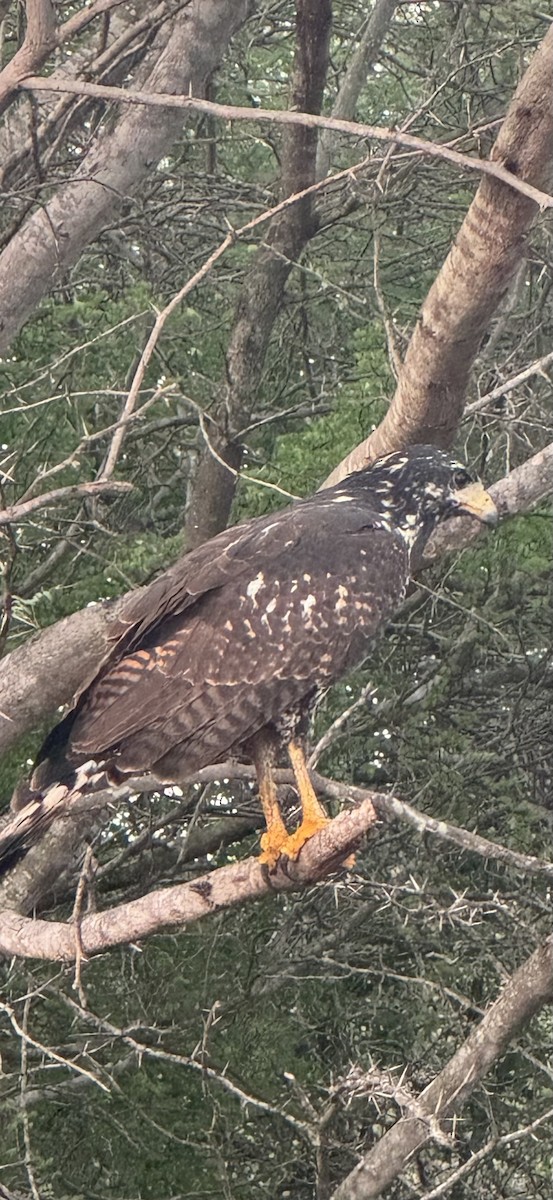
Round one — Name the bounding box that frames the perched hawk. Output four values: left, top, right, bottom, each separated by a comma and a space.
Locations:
0, 446, 497, 872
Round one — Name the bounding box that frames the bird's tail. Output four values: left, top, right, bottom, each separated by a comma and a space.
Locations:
0, 762, 105, 876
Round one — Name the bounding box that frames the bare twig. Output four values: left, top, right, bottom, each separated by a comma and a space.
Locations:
0, 998, 110, 1091
187, 762, 553, 887
72, 844, 96, 1008
20, 997, 41, 1200
372, 229, 402, 380
60, 994, 314, 1140
466, 348, 553, 414
0, 480, 132, 525
19, 78, 553, 209
308, 682, 377, 768
417, 1105, 553, 1199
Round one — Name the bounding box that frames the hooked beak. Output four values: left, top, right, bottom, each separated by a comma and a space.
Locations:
453, 481, 498, 526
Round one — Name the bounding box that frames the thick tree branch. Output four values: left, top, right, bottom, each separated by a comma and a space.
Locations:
331, 936, 553, 1200
0, 2, 165, 185
0, 800, 378, 958
0, 0, 127, 122
0, 0, 250, 353
323, 23, 553, 484
3, 759, 553, 946
0, 0, 57, 119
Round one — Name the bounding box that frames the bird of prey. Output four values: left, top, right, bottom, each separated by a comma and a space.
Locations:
0, 445, 497, 873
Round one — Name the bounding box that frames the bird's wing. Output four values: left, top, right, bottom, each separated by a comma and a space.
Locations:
104, 506, 307, 658
62, 508, 409, 780
31, 508, 307, 787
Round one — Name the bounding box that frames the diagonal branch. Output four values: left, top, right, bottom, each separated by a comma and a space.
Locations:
323, 24, 553, 484
0, 0, 251, 354
316, 0, 399, 180
331, 935, 553, 1199
0, 799, 378, 958
3, 761, 553, 951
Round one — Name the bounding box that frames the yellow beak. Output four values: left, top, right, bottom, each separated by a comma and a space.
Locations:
453, 481, 498, 526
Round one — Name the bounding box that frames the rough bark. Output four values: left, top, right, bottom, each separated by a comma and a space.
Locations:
183, 0, 332, 549
0, 803, 109, 915
0, 0, 250, 353
0, 1, 165, 185
8, 772, 553, 957
331, 936, 553, 1200
323, 24, 553, 486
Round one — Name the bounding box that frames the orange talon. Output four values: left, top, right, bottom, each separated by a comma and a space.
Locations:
277, 813, 331, 860
259, 817, 290, 868
254, 733, 346, 868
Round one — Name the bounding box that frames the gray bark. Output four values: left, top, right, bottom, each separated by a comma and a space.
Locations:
0, 0, 250, 352
332, 937, 553, 1199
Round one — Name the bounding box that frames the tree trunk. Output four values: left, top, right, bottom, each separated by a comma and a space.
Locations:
323, 25, 553, 486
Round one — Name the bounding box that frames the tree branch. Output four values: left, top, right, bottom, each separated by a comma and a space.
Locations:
184, 0, 333, 548
323, 23, 553, 484
316, 0, 399, 179
0, 0, 57, 119
18, 78, 553, 211
0, 480, 132, 526
422, 440, 553, 563
0, 0, 250, 353
0, 799, 378, 958
331, 935, 553, 1199
3, 756, 553, 950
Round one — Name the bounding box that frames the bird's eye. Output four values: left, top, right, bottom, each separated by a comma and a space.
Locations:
451, 467, 471, 490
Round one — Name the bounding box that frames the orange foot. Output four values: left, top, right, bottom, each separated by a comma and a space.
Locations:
259, 814, 331, 868
259, 817, 290, 868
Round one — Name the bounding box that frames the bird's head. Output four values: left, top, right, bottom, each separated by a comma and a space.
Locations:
343, 445, 498, 546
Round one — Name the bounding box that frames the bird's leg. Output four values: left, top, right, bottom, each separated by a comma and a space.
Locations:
279, 737, 330, 860
255, 737, 290, 867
